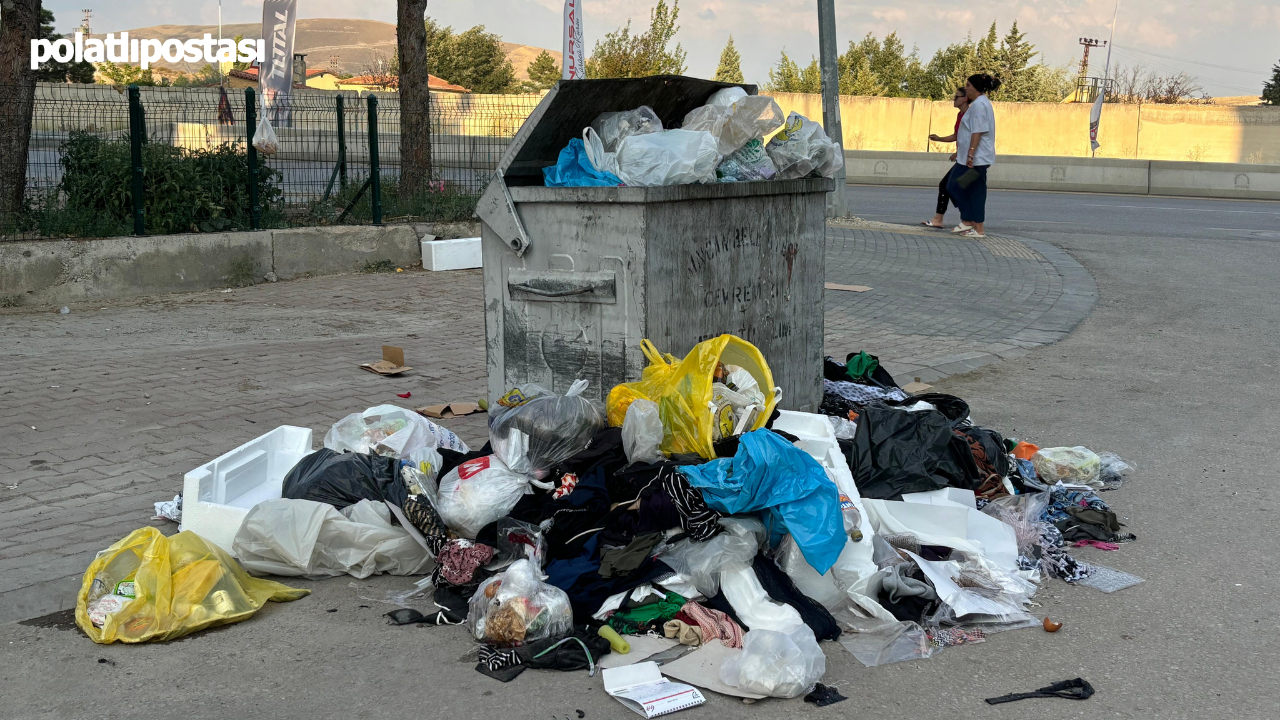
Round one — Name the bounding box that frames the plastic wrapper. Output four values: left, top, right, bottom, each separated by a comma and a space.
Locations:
658, 517, 764, 597
1098, 452, 1133, 488
827, 415, 857, 440
468, 559, 573, 646
719, 561, 805, 633
615, 129, 721, 187
605, 336, 777, 459
622, 398, 664, 465
716, 138, 779, 182
707, 86, 748, 107
489, 379, 605, 478
766, 112, 845, 180
325, 404, 468, 459
232, 498, 432, 578
497, 518, 546, 568
980, 492, 1050, 558
1031, 446, 1102, 487
590, 106, 663, 152
75, 527, 309, 643
436, 455, 530, 539
837, 620, 935, 667
252, 115, 279, 155
682, 95, 785, 157
721, 624, 826, 698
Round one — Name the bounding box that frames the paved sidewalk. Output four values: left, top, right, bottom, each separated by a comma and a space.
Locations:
0, 225, 1093, 623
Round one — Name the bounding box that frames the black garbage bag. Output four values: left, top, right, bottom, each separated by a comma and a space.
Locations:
887, 393, 970, 426
281, 448, 407, 509
845, 406, 981, 499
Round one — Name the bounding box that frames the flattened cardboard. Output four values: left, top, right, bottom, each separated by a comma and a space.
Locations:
417, 402, 482, 419
659, 643, 767, 700
361, 346, 412, 376
902, 381, 933, 394
825, 282, 872, 292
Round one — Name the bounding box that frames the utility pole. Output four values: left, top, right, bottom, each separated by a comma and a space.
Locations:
1078, 37, 1105, 77
816, 0, 847, 218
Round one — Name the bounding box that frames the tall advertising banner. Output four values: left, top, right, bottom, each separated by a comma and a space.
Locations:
562, 0, 585, 80
260, 0, 298, 125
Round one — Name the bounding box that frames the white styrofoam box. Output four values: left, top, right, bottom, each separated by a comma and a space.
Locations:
421, 237, 481, 271
771, 409, 839, 465
180, 425, 313, 554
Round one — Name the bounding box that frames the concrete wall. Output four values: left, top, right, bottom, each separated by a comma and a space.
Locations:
843, 149, 1280, 201
772, 93, 1280, 165
0, 221, 479, 307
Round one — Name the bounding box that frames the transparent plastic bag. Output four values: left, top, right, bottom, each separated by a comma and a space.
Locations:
436, 455, 530, 539
325, 404, 468, 459
1031, 446, 1102, 487
706, 86, 748, 107
489, 379, 605, 479
980, 492, 1050, 557
721, 624, 826, 698
590, 106, 663, 152
583, 127, 622, 178
253, 114, 279, 155
622, 398, 664, 466
766, 112, 844, 180
497, 518, 546, 568
827, 415, 857, 440
615, 129, 721, 186
1098, 452, 1133, 488
405, 446, 443, 485
837, 620, 935, 667
716, 138, 779, 182
468, 559, 573, 646
658, 517, 764, 597
682, 95, 785, 157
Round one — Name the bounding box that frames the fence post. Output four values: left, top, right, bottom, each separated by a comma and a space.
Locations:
336, 94, 347, 188
245, 88, 261, 230
367, 94, 382, 225
127, 85, 146, 235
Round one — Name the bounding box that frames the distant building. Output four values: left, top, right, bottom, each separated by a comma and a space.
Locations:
333, 74, 471, 95
226, 66, 340, 90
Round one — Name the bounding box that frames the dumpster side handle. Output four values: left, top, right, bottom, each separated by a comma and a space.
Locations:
497, 169, 532, 257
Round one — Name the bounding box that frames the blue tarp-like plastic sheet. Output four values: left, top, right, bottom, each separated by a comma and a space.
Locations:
680, 430, 845, 575
542, 139, 624, 187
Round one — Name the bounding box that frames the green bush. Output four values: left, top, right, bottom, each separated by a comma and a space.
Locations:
326, 176, 477, 225
57, 132, 282, 235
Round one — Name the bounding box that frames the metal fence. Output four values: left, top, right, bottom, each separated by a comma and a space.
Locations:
1, 83, 542, 241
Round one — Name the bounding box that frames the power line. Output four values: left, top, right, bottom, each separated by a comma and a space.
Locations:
1109, 48, 1264, 94
1111, 44, 1266, 75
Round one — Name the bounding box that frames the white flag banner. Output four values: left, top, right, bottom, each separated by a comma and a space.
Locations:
563, 0, 585, 80
1089, 88, 1104, 151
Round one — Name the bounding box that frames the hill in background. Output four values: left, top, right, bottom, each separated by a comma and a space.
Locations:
104, 19, 559, 82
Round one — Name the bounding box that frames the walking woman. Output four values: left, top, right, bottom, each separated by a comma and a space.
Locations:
922, 87, 970, 228
946, 73, 1001, 238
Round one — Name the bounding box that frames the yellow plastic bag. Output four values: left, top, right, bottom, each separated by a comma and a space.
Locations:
75, 527, 309, 644
606, 335, 777, 459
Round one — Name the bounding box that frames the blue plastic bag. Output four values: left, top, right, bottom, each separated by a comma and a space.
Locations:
680, 430, 845, 575
542, 138, 624, 187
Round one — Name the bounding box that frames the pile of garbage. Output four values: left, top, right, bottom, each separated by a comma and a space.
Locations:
544, 87, 844, 188
84, 335, 1138, 708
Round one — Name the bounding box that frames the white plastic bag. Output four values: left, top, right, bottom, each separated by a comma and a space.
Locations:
232, 498, 433, 578
468, 559, 574, 645
622, 398, 664, 465
436, 455, 530, 539
590, 106, 663, 152
716, 138, 779, 182
658, 517, 765, 596
253, 114, 279, 155
706, 86, 748, 107
584, 127, 621, 178
489, 379, 605, 479
766, 112, 844, 180
325, 404, 468, 459
721, 624, 826, 698
719, 562, 805, 633
682, 95, 784, 157
615, 129, 721, 186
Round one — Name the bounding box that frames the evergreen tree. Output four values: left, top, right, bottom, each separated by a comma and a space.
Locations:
871, 32, 909, 96
1263, 61, 1280, 105
586, 0, 686, 79
525, 50, 560, 92
714, 36, 744, 83
35, 9, 95, 83
421, 18, 517, 93
994, 21, 1035, 100
765, 51, 821, 93
845, 55, 884, 96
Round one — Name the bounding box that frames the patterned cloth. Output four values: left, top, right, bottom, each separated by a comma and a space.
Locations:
432, 539, 495, 586
928, 626, 987, 648
401, 494, 452, 556
823, 379, 908, 405
664, 469, 723, 541
680, 600, 744, 649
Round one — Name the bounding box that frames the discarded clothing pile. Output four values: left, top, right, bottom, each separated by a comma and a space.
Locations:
101, 334, 1132, 710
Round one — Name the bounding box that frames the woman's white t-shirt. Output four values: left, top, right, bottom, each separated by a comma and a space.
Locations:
957, 95, 996, 166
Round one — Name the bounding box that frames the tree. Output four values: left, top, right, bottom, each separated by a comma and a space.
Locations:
0, 0, 43, 230
231, 34, 251, 72
398, 0, 432, 198
524, 50, 560, 92
95, 61, 170, 86
1263, 61, 1280, 106
844, 54, 884, 96
586, 0, 687, 78
34, 9, 95, 83
422, 18, 516, 93
714, 36, 743, 83
870, 32, 909, 96
764, 51, 821, 94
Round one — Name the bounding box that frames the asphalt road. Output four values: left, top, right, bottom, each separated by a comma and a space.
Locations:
2, 188, 1278, 719
846, 183, 1280, 241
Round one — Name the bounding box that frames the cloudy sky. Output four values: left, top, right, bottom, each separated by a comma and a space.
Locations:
42, 0, 1279, 97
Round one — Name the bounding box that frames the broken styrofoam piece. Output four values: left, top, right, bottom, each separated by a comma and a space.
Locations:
180, 425, 313, 555
421, 237, 481, 271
